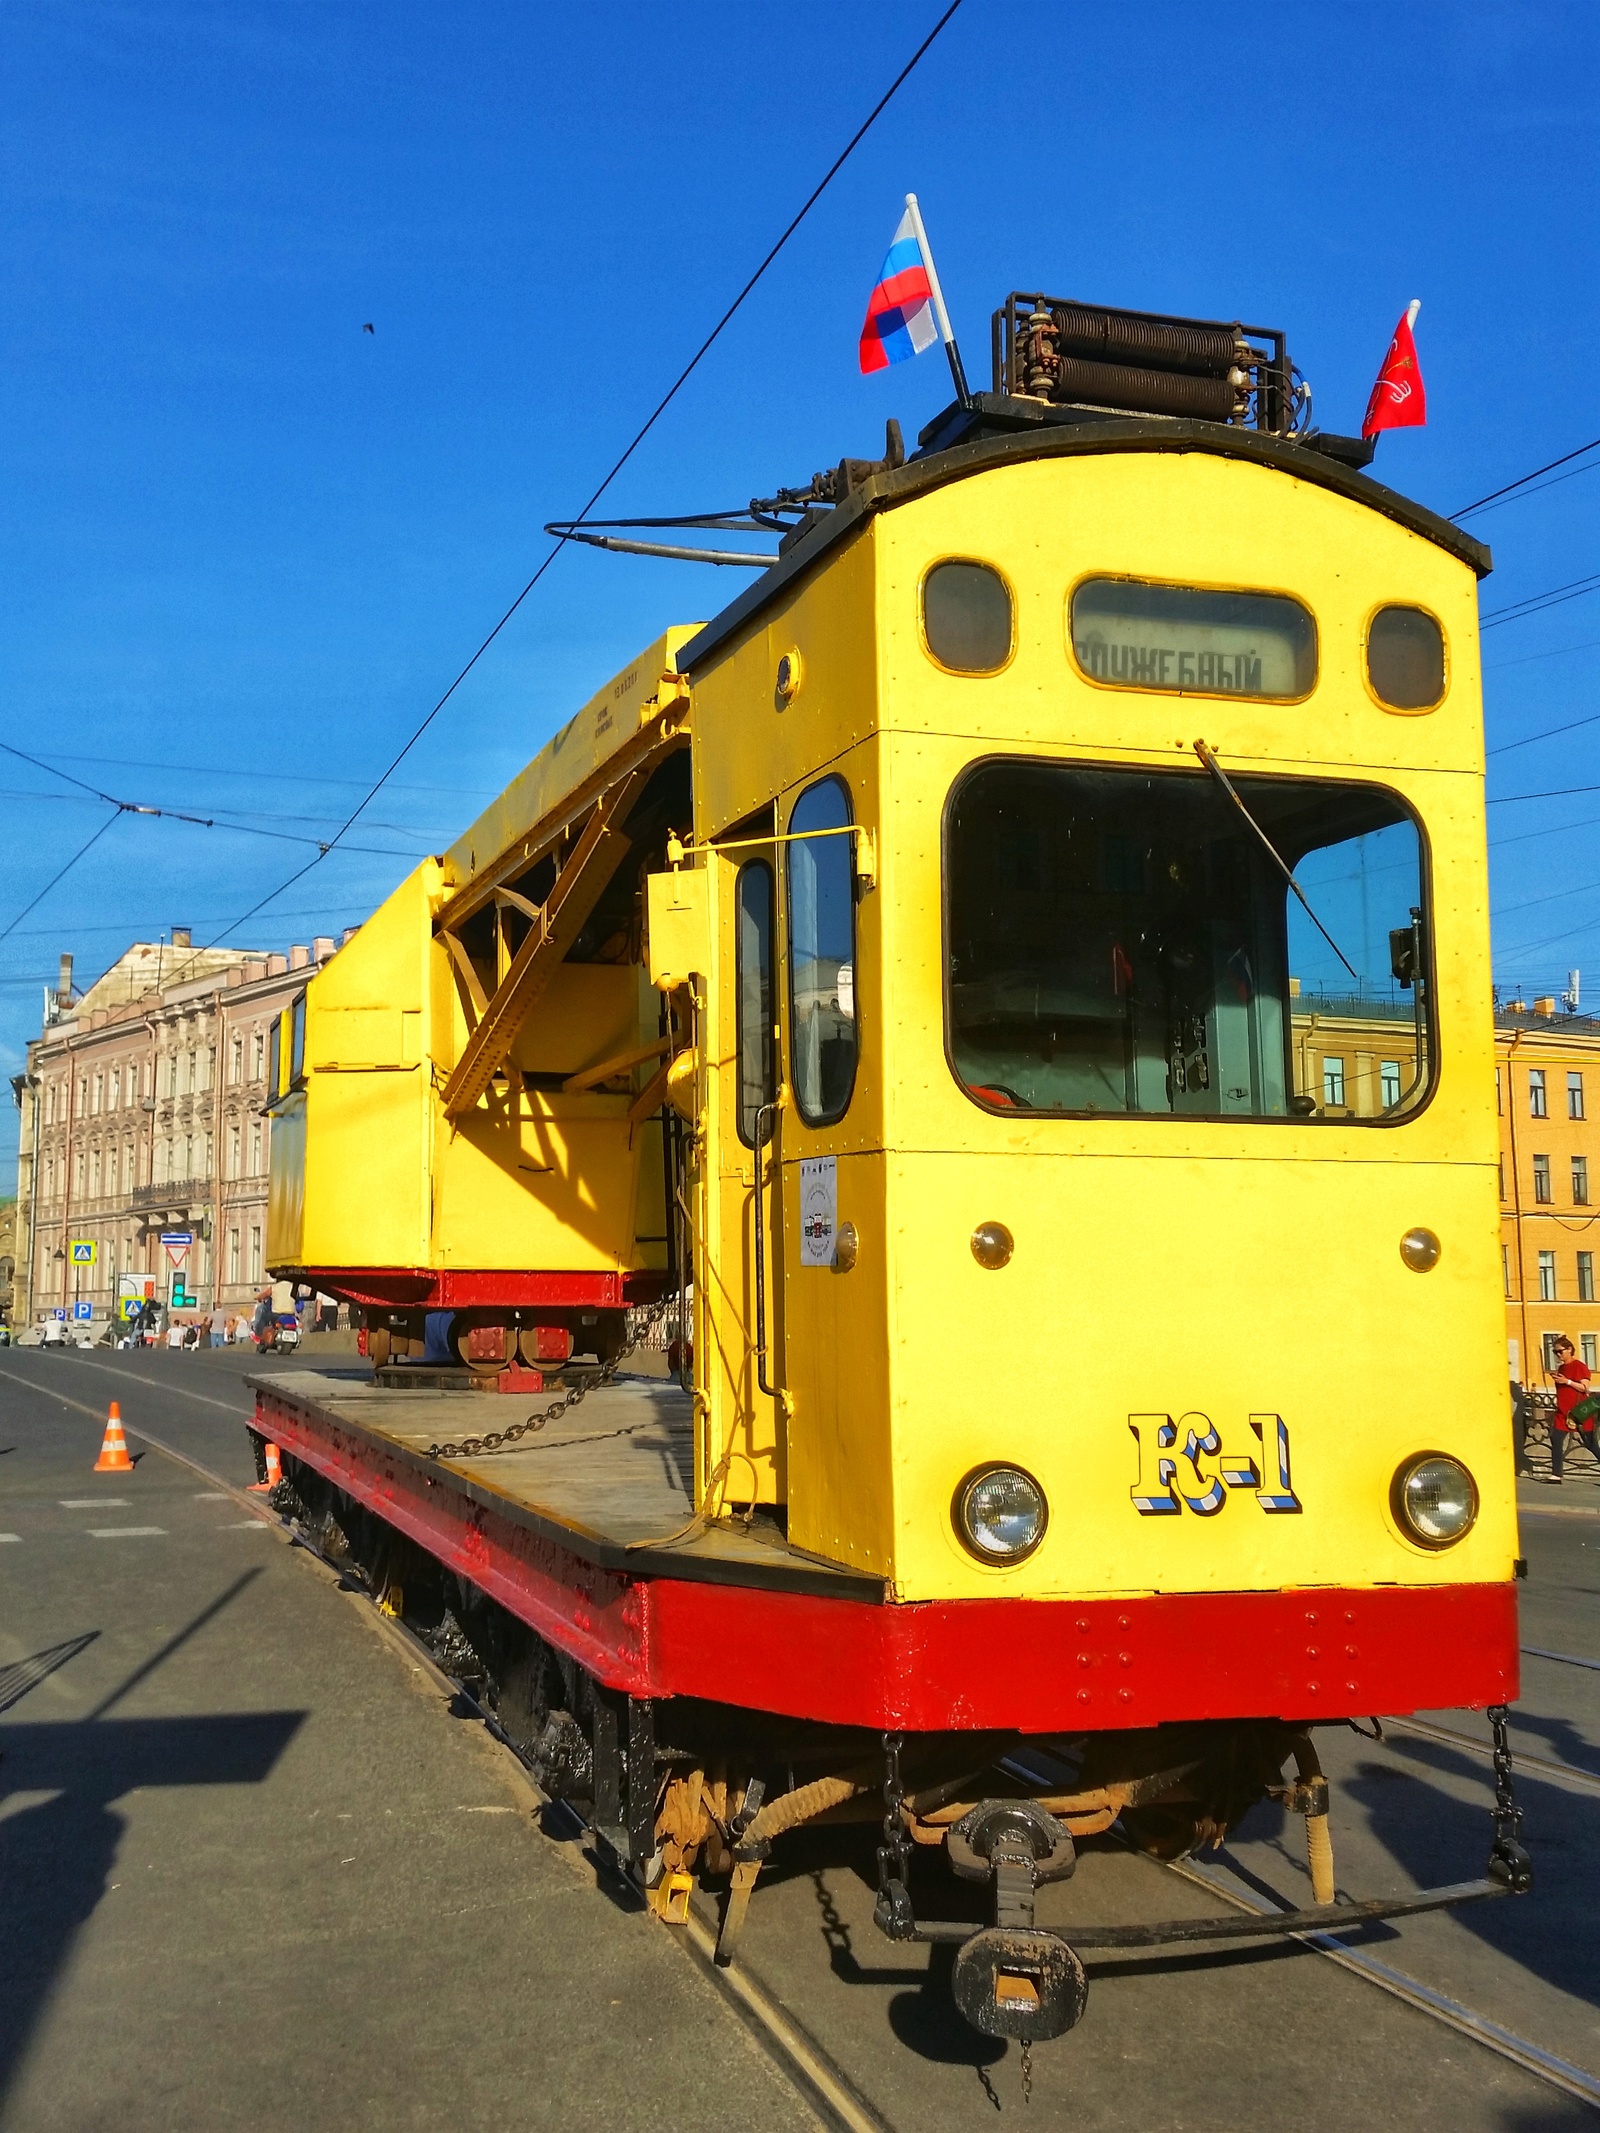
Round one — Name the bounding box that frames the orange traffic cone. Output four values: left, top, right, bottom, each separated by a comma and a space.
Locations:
248, 1440, 283, 1493
94, 1402, 134, 1474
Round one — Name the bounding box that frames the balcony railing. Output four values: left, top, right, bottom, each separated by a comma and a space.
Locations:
130, 1179, 211, 1211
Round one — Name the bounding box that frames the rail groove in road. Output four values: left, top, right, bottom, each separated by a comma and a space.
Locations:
9, 1351, 1599, 2122
1164, 1856, 1600, 2111
1385, 1712, 1600, 1799
1524, 1645, 1600, 1674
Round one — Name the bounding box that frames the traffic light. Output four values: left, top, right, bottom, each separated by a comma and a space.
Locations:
171, 1275, 193, 1309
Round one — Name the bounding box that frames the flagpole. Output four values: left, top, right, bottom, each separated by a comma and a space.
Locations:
904, 193, 972, 408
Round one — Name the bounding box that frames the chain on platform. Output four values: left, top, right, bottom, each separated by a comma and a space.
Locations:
424, 1299, 675, 1461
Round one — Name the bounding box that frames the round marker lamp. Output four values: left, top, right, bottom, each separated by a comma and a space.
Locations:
955, 1464, 1048, 1564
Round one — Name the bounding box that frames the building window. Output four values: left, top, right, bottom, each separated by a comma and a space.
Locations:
250, 1122, 262, 1174
228, 1229, 241, 1283
1503, 1244, 1512, 1297
1534, 1154, 1552, 1203
1581, 1251, 1595, 1303
1379, 1059, 1401, 1109
90, 1148, 100, 1194
186, 1049, 197, 1094
251, 1031, 265, 1080
231, 1035, 243, 1083
1498, 1157, 1506, 1202
249, 1226, 262, 1282
1539, 1249, 1558, 1301
1322, 1057, 1346, 1107
229, 1125, 241, 1177
1575, 1157, 1590, 1206
167, 1054, 177, 1098
1530, 1069, 1547, 1118
204, 1131, 213, 1176
124, 1144, 134, 1191
184, 1134, 194, 1177
1544, 1331, 1564, 1372
1585, 1335, 1598, 1369
1571, 1072, 1586, 1120
74, 1150, 84, 1193
109, 1068, 120, 1110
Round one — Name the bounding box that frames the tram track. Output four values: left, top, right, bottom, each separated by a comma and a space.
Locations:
11, 1355, 1600, 2123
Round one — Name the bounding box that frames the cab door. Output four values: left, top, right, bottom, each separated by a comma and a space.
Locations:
695, 829, 785, 1511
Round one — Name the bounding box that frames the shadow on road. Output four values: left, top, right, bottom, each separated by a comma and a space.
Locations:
0, 1593, 306, 2109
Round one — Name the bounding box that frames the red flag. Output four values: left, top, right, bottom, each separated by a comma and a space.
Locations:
1362, 300, 1426, 438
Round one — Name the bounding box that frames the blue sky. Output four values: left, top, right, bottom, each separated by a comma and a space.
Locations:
3, 0, 1597, 1190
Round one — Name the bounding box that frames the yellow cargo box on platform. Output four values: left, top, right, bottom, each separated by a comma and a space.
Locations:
267, 627, 700, 1372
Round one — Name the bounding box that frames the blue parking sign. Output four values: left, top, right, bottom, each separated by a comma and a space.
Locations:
73, 1301, 93, 1323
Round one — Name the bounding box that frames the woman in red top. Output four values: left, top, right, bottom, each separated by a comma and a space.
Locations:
1549, 1335, 1597, 1483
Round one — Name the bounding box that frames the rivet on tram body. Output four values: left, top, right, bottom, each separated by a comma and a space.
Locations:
971, 1221, 1014, 1269
1075, 1617, 1090, 1632
1076, 1689, 1091, 1704
1118, 1688, 1133, 1704
1306, 1680, 1320, 1695
1400, 1227, 1442, 1272
1077, 1653, 1091, 1669
1118, 1615, 1130, 1630
1118, 1651, 1132, 1667
1305, 1610, 1318, 1624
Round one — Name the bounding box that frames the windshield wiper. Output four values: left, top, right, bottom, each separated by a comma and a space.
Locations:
1192, 740, 1360, 985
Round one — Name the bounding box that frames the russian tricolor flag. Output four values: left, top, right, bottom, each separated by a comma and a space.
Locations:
858, 205, 939, 373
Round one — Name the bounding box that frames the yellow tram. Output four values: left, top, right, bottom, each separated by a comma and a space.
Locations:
261, 295, 1525, 2044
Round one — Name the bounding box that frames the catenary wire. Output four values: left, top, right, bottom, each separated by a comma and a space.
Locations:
1480, 573, 1600, 630
1451, 436, 1600, 520
159, 0, 967, 975
1487, 709, 1600, 757
0, 816, 121, 947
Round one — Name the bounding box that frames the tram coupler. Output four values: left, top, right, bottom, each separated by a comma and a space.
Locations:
946, 1801, 1088, 2040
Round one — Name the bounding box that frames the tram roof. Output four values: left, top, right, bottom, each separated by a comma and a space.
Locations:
678, 414, 1493, 676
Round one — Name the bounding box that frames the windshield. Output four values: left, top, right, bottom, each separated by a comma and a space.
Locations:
946, 760, 1431, 1122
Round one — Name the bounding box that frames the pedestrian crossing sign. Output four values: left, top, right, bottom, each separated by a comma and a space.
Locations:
70, 1240, 97, 1264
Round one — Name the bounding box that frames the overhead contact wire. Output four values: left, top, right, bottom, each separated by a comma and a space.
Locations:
172, 0, 968, 971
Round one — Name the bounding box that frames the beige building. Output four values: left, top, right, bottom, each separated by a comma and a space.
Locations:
0, 1198, 15, 1326
11, 928, 344, 1331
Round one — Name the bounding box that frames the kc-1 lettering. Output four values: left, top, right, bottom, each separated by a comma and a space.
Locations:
1128, 1412, 1302, 1516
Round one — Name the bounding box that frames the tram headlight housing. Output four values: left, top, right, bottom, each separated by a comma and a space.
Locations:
1391, 1453, 1478, 1548
954, 1464, 1048, 1564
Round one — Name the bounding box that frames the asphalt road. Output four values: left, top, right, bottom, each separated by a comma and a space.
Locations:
0, 1346, 815, 2133
4, 1345, 1599, 2130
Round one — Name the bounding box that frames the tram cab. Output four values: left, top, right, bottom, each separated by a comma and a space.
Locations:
656, 338, 1514, 1652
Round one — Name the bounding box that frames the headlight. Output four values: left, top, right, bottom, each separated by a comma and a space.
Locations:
955, 1464, 1048, 1564
1392, 1453, 1478, 1547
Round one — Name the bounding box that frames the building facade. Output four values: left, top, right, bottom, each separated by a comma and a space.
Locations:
11, 930, 342, 1330
1495, 1003, 1600, 1386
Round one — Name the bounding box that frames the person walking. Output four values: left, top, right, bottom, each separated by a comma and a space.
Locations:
1547, 1336, 1599, 1483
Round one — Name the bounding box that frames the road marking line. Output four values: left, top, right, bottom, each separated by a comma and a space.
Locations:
193, 1491, 230, 1501
0, 1533, 20, 1544
62, 1498, 128, 1508
88, 1527, 166, 1539
223, 1520, 273, 1530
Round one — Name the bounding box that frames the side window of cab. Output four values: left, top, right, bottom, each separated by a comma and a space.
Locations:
787, 777, 859, 1124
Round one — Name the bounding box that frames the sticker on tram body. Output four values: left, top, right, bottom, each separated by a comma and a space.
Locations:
1128, 1412, 1302, 1517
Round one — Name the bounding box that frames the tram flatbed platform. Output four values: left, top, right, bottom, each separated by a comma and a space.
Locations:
248, 1369, 882, 1602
